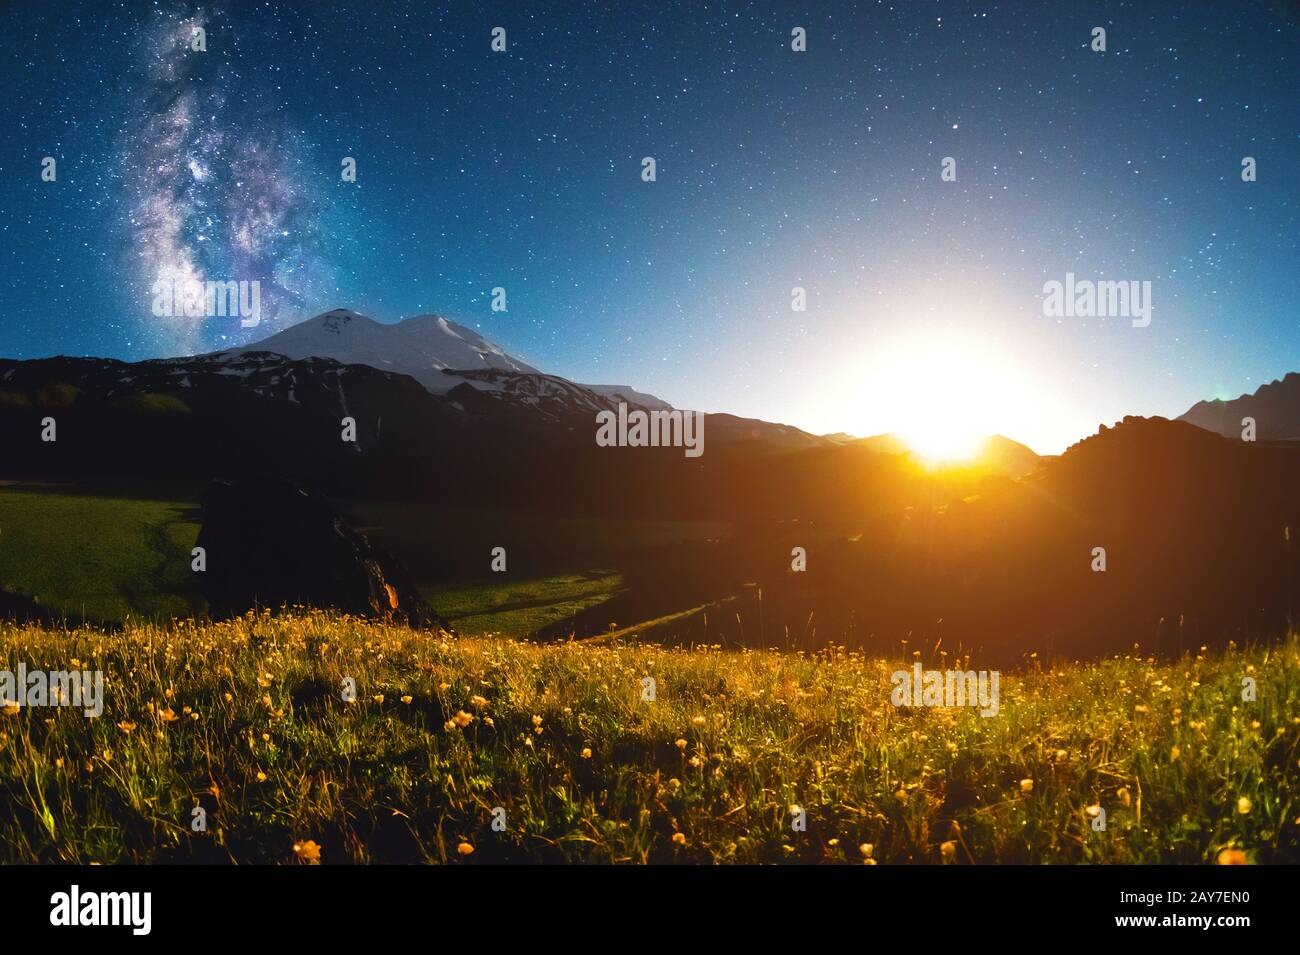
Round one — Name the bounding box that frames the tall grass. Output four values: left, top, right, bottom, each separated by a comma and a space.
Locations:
0, 611, 1294, 863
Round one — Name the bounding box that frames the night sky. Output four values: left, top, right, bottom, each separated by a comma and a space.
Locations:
1, 0, 1297, 452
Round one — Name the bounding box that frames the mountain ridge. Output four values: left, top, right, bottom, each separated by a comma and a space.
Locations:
236, 308, 541, 391
1178, 371, 1300, 441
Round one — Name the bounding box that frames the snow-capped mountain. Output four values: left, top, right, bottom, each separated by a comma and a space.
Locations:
584, 383, 674, 412
229, 307, 687, 425
238, 309, 541, 393
175, 307, 842, 447
231, 307, 683, 424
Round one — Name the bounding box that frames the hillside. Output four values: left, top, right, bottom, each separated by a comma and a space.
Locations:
639, 416, 1300, 660
0, 610, 1291, 864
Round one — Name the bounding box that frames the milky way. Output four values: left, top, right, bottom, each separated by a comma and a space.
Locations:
117, 3, 333, 354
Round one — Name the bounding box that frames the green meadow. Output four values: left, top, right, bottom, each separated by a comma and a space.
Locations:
0, 611, 1292, 863
0, 483, 1293, 865
0, 485, 202, 623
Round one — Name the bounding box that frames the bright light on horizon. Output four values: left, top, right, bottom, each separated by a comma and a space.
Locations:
657, 285, 1118, 456
901, 425, 984, 465
848, 330, 1045, 456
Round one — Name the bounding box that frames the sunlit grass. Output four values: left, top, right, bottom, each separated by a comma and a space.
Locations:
0, 611, 1294, 864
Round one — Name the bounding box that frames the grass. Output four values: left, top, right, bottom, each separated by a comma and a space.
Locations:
0, 610, 1294, 864
0, 485, 202, 623
426, 572, 624, 636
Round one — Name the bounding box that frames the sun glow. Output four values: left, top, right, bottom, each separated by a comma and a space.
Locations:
900, 422, 984, 465
857, 332, 1026, 466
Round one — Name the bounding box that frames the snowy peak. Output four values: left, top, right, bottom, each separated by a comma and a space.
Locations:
236, 308, 679, 416
242, 309, 541, 393
314, 308, 378, 336
398, 314, 541, 376
234, 308, 681, 430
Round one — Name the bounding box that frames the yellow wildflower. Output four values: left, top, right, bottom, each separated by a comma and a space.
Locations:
292, 840, 321, 864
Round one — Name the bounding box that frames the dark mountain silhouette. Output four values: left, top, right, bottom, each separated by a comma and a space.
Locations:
1179, 371, 1300, 440
6, 342, 1300, 660
0, 351, 461, 495
631, 416, 1300, 661
0, 350, 846, 511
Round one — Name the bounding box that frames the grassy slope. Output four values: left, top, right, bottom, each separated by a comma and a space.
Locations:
0, 486, 202, 622
426, 572, 624, 636
0, 611, 1293, 864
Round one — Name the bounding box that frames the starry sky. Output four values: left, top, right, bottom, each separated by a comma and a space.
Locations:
0, 0, 1296, 452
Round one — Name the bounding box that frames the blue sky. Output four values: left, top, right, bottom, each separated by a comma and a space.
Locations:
1, 0, 1297, 451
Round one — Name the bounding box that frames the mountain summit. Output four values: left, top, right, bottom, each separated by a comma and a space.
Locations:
243, 308, 541, 394
241, 309, 675, 414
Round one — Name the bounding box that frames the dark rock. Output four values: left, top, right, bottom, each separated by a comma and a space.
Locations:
195, 478, 436, 624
